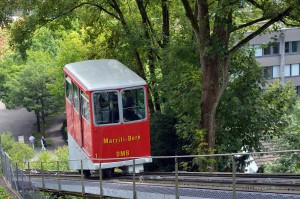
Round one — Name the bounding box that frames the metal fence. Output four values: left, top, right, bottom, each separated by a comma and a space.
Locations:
0, 147, 299, 199
0, 149, 46, 199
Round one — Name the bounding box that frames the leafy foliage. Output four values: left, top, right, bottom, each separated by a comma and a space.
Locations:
4, 51, 55, 110
0, 187, 10, 199
264, 100, 300, 173
0, 132, 35, 169
215, 49, 297, 171
0, 132, 16, 152
1, 0, 299, 173
30, 146, 69, 171
147, 113, 184, 171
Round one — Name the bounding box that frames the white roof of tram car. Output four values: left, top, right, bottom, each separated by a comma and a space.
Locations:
64, 59, 146, 91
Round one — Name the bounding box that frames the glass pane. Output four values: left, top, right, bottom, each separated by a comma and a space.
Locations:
93, 91, 119, 125
284, 65, 291, 77
81, 93, 90, 123
292, 41, 298, 53
272, 43, 279, 54
263, 67, 271, 79
291, 64, 300, 76
73, 84, 80, 112
272, 66, 280, 78
285, 42, 290, 53
254, 45, 262, 57
122, 88, 145, 122
263, 46, 270, 55
65, 78, 72, 102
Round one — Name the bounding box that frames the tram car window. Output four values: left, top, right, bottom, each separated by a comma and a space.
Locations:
65, 77, 72, 102
81, 92, 90, 123
93, 91, 119, 125
73, 83, 80, 113
122, 88, 146, 122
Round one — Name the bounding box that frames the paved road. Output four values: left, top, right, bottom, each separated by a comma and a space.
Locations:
0, 101, 36, 142
0, 101, 66, 150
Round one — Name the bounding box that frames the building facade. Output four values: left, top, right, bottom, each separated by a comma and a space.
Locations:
249, 28, 300, 96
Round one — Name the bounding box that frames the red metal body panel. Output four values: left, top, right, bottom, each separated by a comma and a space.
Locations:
90, 119, 150, 163
81, 118, 92, 155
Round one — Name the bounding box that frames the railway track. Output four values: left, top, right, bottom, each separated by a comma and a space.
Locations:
23, 171, 300, 194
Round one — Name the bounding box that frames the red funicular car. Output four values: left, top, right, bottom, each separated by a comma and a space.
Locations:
64, 59, 151, 177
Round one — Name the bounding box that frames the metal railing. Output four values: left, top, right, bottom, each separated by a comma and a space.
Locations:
0, 149, 45, 199
1, 148, 299, 199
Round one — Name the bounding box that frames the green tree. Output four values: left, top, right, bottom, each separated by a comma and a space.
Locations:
160, 40, 297, 171
181, 0, 300, 153
0, 132, 16, 152
5, 0, 300, 165
265, 100, 300, 173
48, 29, 90, 110
54, 146, 69, 170
4, 51, 56, 133
9, 142, 35, 168
0, 132, 35, 169
148, 113, 185, 171
8, 0, 174, 113
30, 146, 69, 171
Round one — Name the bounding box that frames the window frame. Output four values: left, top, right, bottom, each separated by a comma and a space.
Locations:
72, 83, 80, 113
272, 65, 280, 78
121, 87, 147, 123
291, 64, 300, 77
285, 41, 300, 54
81, 92, 90, 123
92, 90, 120, 126
65, 76, 72, 102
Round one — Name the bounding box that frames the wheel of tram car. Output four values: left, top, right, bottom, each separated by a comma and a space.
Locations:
102, 168, 114, 178
79, 169, 91, 178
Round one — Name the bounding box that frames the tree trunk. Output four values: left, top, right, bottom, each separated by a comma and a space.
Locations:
200, 57, 221, 151
36, 112, 41, 132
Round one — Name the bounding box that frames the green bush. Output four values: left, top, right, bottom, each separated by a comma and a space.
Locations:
0, 186, 10, 198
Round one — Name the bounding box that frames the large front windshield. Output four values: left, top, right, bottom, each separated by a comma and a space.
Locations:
93, 88, 146, 125
93, 91, 119, 125
122, 88, 146, 122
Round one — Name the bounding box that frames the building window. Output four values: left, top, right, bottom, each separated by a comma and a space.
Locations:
273, 43, 279, 54
285, 42, 290, 53
263, 67, 272, 79
285, 41, 300, 54
263, 43, 279, 56
292, 41, 299, 53
291, 64, 300, 76
285, 65, 291, 77
254, 45, 263, 57
272, 66, 280, 78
